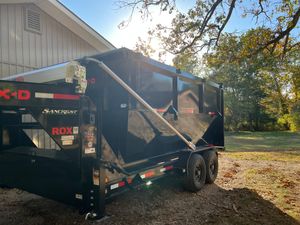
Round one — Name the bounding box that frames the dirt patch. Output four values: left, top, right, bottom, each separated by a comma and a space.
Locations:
0, 152, 299, 225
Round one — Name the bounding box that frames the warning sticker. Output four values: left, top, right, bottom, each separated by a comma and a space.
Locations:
61, 135, 75, 141
87, 141, 93, 148
75, 194, 83, 200
62, 140, 73, 146
73, 127, 79, 134
85, 147, 95, 154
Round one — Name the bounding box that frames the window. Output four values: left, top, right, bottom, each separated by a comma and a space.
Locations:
137, 68, 173, 109
178, 79, 199, 114
24, 8, 42, 34
204, 85, 218, 113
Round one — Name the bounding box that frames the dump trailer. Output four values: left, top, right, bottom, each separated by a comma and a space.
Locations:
0, 48, 224, 219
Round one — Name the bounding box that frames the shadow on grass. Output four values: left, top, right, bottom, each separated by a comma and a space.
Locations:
2, 176, 298, 225
103, 177, 300, 225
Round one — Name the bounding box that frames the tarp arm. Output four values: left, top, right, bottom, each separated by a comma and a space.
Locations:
84, 57, 196, 151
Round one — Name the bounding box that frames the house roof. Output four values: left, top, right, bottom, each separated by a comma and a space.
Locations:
0, 0, 116, 52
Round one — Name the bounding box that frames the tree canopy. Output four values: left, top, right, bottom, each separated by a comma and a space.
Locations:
119, 0, 300, 131
205, 28, 300, 131
119, 0, 300, 56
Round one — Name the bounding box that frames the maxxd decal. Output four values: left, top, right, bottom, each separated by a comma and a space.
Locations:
0, 88, 30, 100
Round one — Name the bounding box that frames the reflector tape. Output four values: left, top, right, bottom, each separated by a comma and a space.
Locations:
171, 157, 179, 161
110, 183, 119, 190
118, 181, 125, 187
208, 111, 217, 116
110, 181, 126, 190
155, 108, 166, 113
160, 165, 174, 172
35, 92, 53, 99
109, 167, 171, 191
140, 171, 155, 179
35, 92, 80, 100
181, 108, 195, 113
53, 93, 80, 100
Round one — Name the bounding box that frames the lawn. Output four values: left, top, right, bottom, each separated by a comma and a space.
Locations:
0, 131, 299, 224
225, 131, 300, 151
223, 131, 300, 222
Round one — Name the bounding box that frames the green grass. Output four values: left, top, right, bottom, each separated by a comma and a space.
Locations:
225, 131, 300, 152
226, 151, 300, 162
223, 131, 300, 221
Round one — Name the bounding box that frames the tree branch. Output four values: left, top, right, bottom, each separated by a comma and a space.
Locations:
282, 32, 290, 59
256, 0, 271, 22
264, 7, 300, 47
216, 0, 236, 46
176, 0, 223, 53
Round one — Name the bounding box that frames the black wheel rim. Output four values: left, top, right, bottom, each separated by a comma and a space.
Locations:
195, 164, 202, 182
209, 160, 216, 176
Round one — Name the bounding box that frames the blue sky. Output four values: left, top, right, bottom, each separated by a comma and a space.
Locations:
59, 0, 255, 50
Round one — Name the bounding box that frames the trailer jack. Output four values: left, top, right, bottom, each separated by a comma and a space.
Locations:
85, 212, 110, 221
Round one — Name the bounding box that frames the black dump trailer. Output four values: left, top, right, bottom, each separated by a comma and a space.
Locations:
0, 48, 224, 219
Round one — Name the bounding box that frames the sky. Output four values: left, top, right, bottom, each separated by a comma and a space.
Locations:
59, 0, 262, 62
59, 1, 255, 45
59, 0, 188, 49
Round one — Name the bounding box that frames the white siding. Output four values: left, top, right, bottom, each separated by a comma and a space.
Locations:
0, 3, 98, 78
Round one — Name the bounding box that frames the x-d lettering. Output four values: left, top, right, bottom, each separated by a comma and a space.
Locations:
0, 89, 10, 100
0, 89, 31, 100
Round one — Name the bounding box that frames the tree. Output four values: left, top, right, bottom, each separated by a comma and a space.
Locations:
172, 49, 202, 75
205, 28, 300, 131
120, 1, 300, 131
260, 46, 300, 131
134, 36, 156, 57
134, 34, 168, 62
118, 0, 300, 56
204, 31, 268, 130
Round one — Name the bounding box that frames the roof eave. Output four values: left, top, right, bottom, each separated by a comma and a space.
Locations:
0, 0, 116, 52
37, 0, 115, 52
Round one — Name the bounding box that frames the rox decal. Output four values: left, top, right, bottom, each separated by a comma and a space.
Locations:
52, 127, 73, 135
52, 127, 79, 135
0, 89, 30, 100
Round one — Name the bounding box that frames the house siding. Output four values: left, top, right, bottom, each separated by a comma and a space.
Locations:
0, 3, 98, 78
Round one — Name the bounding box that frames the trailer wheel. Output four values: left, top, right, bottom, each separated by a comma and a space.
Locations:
203, 150, 218, 184
183, 154, 206, 192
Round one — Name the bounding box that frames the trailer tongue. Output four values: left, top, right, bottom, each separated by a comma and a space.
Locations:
0, 48, 224, 220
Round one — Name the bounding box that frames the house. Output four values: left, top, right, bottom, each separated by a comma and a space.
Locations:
0, 0, 115, 78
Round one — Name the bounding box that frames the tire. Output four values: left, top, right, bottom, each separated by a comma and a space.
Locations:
203, 150, 218, 184
183, 154, 206, 192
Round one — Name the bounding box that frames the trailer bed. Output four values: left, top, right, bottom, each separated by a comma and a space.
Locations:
0, 48, 224, 219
